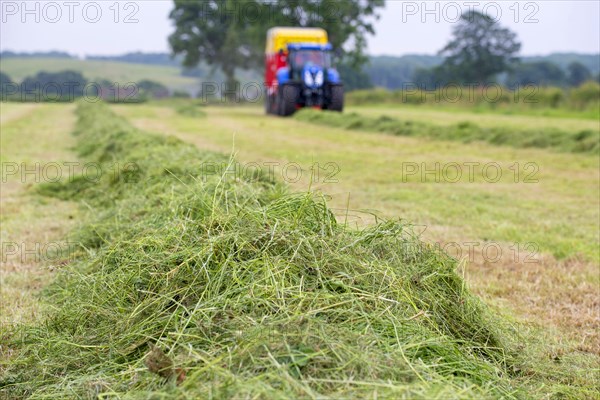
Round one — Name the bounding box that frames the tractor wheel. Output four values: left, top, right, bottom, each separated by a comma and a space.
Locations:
264, 90, 272, 114
278, 84, 298, 116
265, 91, 279, 115
328, 84, 344, 112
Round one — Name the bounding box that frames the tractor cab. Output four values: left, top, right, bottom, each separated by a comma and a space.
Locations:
287, 44, 332, 89
288, 44, 331, 73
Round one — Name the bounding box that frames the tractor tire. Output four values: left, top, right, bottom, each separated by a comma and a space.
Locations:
328, 84, 344, 112
264, 90, 272, 114
278, 84, 299, 117
265, 91, 279, 115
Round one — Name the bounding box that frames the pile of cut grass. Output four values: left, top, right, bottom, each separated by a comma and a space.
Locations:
2, 102, 524, 398
295, 109, 600, 154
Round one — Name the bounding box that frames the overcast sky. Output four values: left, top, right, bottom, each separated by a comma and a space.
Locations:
1, 1, 599, 58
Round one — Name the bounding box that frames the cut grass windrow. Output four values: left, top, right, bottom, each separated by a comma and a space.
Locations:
0, 102, 588, 399
294, 109, 600, 154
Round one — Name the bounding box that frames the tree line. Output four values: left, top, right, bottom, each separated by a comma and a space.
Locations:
412, 10, 597, 88
4, 5, 598, 93
168, 4, 600, 92
350, 11, 599, 91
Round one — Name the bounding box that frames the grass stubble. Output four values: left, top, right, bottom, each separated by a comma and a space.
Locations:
0, 103, 79, 328
0, 102, 598, 398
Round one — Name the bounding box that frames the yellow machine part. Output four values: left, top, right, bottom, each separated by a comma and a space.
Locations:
266, 27, 328, 54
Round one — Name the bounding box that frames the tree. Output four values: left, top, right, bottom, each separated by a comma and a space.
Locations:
21, 70, 88, 100
360, 55, 443, 90
411, 66, 452, 90
168, 0, 384, 89
336, 63, 373, 91
567, 62, 592, 87
0, 72, 13, 93
506, 61, 566, 87
439, 10, 521, 84
262, 0, 383, 68
137, 79, 170, 98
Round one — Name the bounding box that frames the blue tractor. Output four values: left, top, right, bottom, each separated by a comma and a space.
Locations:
266, 43, 344, 116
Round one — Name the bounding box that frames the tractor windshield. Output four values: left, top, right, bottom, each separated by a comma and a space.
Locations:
290, 50, 331, 68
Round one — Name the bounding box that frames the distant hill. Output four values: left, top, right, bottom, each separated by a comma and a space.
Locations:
87, 52, 181, 67
84, 52, 260, 83
0, 55, 260, 96
0, 51, 74, 59
0, 57, 201, 94
1, 51, 597, 94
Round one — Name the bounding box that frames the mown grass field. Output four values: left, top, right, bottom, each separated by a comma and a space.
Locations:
1, 100, 598, 398
118, 101, 598, 391
0, 103, 80, 325
346, 104, 600, 132
113, 104, 600, 259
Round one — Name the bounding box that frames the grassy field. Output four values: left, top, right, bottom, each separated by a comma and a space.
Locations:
111, 102, 600, 349
345, 86, 600, 120
113, 104, 600, 259
0, 57, 201, 92
1, 101, 598, 397
0, 103, 79, 326
346, 104, 600, 132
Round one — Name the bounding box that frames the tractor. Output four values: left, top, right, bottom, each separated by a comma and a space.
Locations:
265, 27, 344, 116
